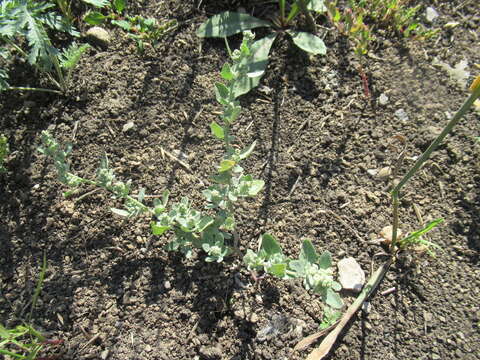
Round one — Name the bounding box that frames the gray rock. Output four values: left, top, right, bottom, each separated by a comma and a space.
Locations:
338, 257, 365, 293
86, 26, 111, 47
394, 108, 409, 122
426, 7, 439, 22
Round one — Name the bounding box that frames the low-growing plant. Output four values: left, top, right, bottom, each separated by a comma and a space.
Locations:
244, 234, 343, 308
197, 0, 328, 96
82, 0, 176, 53
0, 135, 8, 173
0, 0, 89, 94
39, 31, 265, 262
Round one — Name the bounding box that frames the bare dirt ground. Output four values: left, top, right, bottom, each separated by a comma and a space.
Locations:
1, 1, 479, 359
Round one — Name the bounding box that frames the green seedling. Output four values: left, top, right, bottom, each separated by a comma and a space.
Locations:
197, 0, 328, 96
83, 0, 176, 53
244, 235, 343, 309
39, 32, 264, 263
307, 77, 480, 360
319, 306, 341, 330
0, 135, 8, 173
0, 0, 89, 94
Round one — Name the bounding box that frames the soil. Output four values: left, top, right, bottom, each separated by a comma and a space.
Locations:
1, 1, 479, 359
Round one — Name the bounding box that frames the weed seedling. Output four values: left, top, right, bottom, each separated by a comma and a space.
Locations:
0, 0, 89, 94
0, 135, 8, 173
306, 76, 480, 359
83, 0, 176, 52
197, 0, 328, 96
40, 31, 264, 263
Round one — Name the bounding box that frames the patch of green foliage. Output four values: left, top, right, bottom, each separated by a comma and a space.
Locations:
244, 235, 343, 308
324, 0, 439, 57
197, 0, 328, 96
0, 135, 8, 173
0, 0, 89, 94
82, 0, 176, 53
39, 31, 265, 263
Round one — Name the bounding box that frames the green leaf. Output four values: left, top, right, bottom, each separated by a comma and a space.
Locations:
301, 239, 318, 264
268, 263, 287, 278
318, 251, 332, 269
210, 121, 225, 139
59, 43, 90, 70
84, 11, 107, 25
325, 288, 343, 309
220, 63, 234, 80
238, 141, 256, 160
218, 159, 236, 172
247, 180, 264, 196
112, 0, 126, 13
402, 218, 444, 243
214, 82, 230, 104
111, 208, 130, 217
287, 30, 327, 55
196, 11, 271, 38
232, 33, 277, 98
308, 0, 327, 12
261, 233, 282, 256
197, 216, 214, 232
331, 281, 342, 292
111, 19, 132, 31
81, 0, 110, 8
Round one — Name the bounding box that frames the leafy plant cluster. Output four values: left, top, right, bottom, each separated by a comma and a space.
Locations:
244, 234, 343, 309
0, 324, 45, 359
324, 0, 438, 56
82, 0, 177, 53
39, 31, 265, 263
0, 0, 89, 94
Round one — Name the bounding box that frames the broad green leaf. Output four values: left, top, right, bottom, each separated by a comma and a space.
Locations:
210, 121, 224, 139
318, 250, 332, 269
261, 233, 282, 256
248, 180, 264, 196
238, 141, 256, 160
325, 288, 343, 309
214, 82, 230, 104
81, 0, 110, 7
233, 33, 277, 98
289, 259, 308, 276
196, 11, 271, 38
268, 263, 287, 278
84, 11, 107, 25
111, 19, 132, 31
161, 189, 169, 205
112, 0, 126, 13
287, 30, 326, 55
218, 159, 236, 172
197, 216, 214, 232
301, 239, 318, 264
111, 208, 130, 217
220, 63, 234, 80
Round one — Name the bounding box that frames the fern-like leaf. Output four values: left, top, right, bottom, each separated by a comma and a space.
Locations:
0, 68, 10, 91
59, 42, 90, 69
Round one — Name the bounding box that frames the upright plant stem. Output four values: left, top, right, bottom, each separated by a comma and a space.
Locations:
391, 85, 480, 248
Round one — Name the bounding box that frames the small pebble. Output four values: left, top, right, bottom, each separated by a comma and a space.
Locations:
394, 108, 409, 122
122, 121, 135, 132
378, 93, 389, 105
338, 257, 365, 293
426, 7, 439, 22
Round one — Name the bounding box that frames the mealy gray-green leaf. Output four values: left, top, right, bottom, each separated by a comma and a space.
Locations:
196, 11, 271, 38
301, 239, 318, 264
232, 33, 277, 98
261, 233, 282, 256
325, 287, 343, 309
318, 250, 332, 269
287, 30, 327, 55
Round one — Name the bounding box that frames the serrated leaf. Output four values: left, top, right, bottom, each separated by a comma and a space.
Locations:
59, 43, 90, 69
218, 159, 236, 172
325, 288, 343, 309
232, 33, 277, 98
111, 208, 130, 217
112, 0, 126, 13
81, 0, 110, 8
301, 239, 318, 264
318, 251, 332, 269
84, 11, 107, 25
287, 30, 327, 55
196, 11, 271, 38
151, 222, 170, 235
261, 233, 282, 256
210, 121, 224, 139
220, 63, 234, 80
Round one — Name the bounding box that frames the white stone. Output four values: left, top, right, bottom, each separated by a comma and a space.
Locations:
122, 121, 134, 132
86, 26, 111, 47
426, 7, 439, 22
338, 257, 365, 293
378, 93, 389, 105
